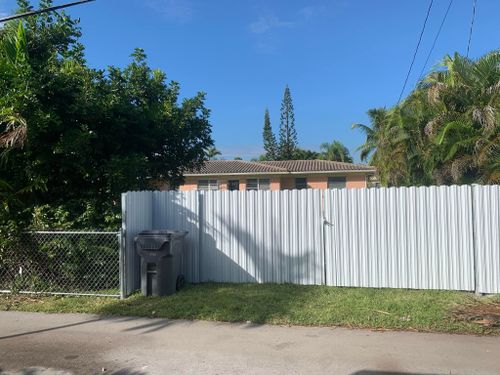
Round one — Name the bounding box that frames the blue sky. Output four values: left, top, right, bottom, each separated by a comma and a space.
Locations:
1, 0, 499, 160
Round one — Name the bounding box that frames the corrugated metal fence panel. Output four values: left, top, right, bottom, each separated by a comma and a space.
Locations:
199, 190, 324, 285
152, 191, 200, 283
474, 185, 500, 294
122, 191, 153, 296
123, 185, 498, 294
324, 186, 475, 291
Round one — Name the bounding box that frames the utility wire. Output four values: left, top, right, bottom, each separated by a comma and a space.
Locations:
466, 0, 477, 57
397, 0, 434, 104
0, 0, 95, 23
416, 0, 454, 85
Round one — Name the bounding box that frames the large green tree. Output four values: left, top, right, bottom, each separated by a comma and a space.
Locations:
0, 1, 213, 229
279, 85, 298, 159
353, 50, 499, 186
262, 108, 278, 160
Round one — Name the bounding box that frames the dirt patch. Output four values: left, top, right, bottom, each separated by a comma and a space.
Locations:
450, 299, 500, 328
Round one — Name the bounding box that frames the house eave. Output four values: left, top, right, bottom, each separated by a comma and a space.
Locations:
184, 170, 375, 177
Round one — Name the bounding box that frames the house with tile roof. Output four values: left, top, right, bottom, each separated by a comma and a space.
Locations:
178, 160, 377, 191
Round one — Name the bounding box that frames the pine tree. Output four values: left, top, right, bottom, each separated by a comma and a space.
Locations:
262, 108, 278, 160
279, 85, 298, 159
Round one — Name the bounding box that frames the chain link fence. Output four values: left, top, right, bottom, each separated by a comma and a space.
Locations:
0, 231, 121, 297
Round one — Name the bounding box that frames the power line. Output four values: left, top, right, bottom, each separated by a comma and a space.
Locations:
0, 0, 95, 23
417, 0, 454, 84
466, 0, 477, 57
397, 0, 434, 104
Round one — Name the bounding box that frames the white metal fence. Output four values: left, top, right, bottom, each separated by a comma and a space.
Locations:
121, 185, 499, 296
323, 186, 475, 290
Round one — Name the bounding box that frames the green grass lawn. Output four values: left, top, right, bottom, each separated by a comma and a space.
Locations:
1, 283, 499, 335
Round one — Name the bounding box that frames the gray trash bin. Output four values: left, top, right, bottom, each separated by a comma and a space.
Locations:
135, 230, 188, 296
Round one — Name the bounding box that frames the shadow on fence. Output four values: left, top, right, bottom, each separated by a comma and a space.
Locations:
159, 191, 319, 285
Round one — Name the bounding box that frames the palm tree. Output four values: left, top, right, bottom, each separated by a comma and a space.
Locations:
206, 146, 222, 160
353, 50, 499, 186
319, 140, 353, 163
352, 108, 388, 162
0, 22, 28, 156
352, 108, 410, 186
421, 50, 500, 183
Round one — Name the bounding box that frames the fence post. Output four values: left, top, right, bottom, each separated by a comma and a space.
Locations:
120, 192, 127, 299
197, 190, 204, 283
471, 184, 481, 296
321, 190, 328, 286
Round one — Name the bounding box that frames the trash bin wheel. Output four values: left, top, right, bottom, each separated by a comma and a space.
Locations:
176, 274, 185, 291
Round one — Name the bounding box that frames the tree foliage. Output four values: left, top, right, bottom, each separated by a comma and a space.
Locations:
319, 140, 353, 163
260, 86, 306, 161
292, 148, 320, 160
353, 50, 499, 186
0, 1, 213, 229
279, 85, 298, 159
206, 146, 222, 160
262, 108, 278, 160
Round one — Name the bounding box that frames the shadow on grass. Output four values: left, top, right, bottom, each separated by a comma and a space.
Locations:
95, 283, 316, 329
91, 283, 499, 335
352, 372, 435, 375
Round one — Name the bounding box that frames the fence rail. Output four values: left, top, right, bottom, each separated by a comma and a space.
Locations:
122, 185, 499, 297
0, 231, 120, 297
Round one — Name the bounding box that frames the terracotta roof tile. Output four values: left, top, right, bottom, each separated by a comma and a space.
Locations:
258, 160, 375, 172
185, 160, 375, 175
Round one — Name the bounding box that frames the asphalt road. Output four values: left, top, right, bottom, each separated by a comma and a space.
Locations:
0, 311, 499, 375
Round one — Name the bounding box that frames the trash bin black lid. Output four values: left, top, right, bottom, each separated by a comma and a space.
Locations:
138, 230, 188, 238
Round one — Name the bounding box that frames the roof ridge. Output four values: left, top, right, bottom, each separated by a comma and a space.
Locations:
316, 159, 374, 168
249, 160, 289, 172
255, 159, 374, 168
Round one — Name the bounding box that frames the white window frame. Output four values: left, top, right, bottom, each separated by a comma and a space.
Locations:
198, 179, 219, 191
246, 178, 270, 191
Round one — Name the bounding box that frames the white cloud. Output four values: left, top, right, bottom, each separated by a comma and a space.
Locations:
145, 0, 193, 23
248, 6, 325, 53
249, 15, 293, 34
298, 6, 315, 20
298, 5, 327, 21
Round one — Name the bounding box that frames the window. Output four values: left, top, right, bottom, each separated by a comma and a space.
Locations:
198, 180, 219, 191
295, 178, 308, 190
228, 180, 240, 191
328, 176, 346, 189
246, 178, 270, 191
